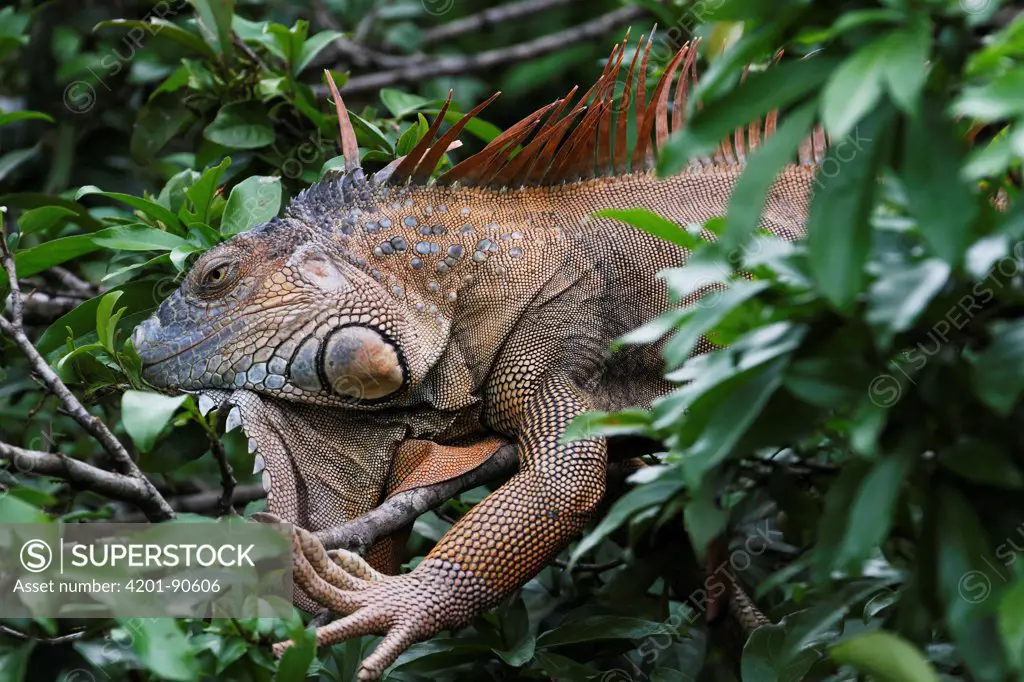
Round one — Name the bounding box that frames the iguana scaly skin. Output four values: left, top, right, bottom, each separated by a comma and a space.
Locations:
132, 35, 821, 679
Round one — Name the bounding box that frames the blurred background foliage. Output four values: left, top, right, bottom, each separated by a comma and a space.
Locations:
2, 0, 1024, 681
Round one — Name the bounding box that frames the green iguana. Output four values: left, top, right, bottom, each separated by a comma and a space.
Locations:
131, 33, 820, 680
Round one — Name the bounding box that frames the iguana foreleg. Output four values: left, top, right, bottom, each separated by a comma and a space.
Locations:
275, 373, 606, 680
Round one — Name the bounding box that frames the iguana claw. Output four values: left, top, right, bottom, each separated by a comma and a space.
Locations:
273, 525, 467, 681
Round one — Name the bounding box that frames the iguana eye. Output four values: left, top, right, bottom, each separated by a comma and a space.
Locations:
206, 266, 227, 284
196, 259, 237, 297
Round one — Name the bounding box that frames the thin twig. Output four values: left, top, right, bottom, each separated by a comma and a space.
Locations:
116, 483, 267, 521
0, 229, 174, 521
0, 624, 89, 645
208, 430, 237, 517
418, 0, 576, 47
310, 0, 413, 69
232, 32, 270, 72
0, 442, 163, 512
551, 557, 625, 573
320, 5, 650, 96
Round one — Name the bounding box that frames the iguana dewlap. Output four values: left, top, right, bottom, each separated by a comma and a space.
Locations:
132, 34, 821, 680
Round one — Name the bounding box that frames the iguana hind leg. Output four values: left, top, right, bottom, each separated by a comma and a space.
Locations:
361, 435, 510, 575
276, 374, 606, 681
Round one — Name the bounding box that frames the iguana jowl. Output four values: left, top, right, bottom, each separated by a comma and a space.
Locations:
132, 34, 821, 679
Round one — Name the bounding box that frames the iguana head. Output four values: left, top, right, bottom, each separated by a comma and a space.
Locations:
129, 166, 473, 541
133, 206, 428, 407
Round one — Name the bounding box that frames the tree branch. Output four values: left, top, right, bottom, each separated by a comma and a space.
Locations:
418, 0, 576, 47
315, 443, 518, 552
0, 228, 174, 521
0, 442, 165, 514
322, 5, 650, 96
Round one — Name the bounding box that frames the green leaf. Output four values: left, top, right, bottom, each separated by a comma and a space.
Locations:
0, 193, 103, 231
395, 114, 430, 157
95, 290, 125, 353
836, 451, 913, 569
0, 110, 53, 126
938, 438, 1024, 489
807, 104, 893, 311
0, 495, 49, 523
295, 30, 342, 74
187, 0, 235, 59
536, 616, 677, 648
76, 186, 183, 233
684, 477, 727, 561
36, 280, 162, 358
17, 206, 78, 235
681, 358, 787, 488
274, 627, 316, 681
935, 484, 1009, 679
812, 461, 870, 582
204, 103, 275, 149
999, 580, 1024, 672
221, 176, 282, 235
821, 38, 886, 139
493, 634, 536, 668
742, 622, 818, 682
593, 208, 701, 249
660, 279, 771, 368
879, 21, 931, 116
866, 259, 951, 348
971, 320, 1024, 416
123, 618, 198, 681
91, 225, 190, 252
184, 157, 232, 224
568, 478, 684, 568
348, 111, 393, 154
94, 19, 216, 59
131, 94, 197, 165
121, 391, 189, 453
7, 234, 100, 281
561, 408, 652, 443
831, 631, 938, 682
0, 145, 40, 184
659, 58, 836, 176
900, 109, 978, 264
723, 101, 816, 250
954, 67, 1024, 122
380, 89, 430, 119
783, 580, 897, 660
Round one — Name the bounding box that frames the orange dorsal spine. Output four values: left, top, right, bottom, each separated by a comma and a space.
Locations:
324, 32, 827, 191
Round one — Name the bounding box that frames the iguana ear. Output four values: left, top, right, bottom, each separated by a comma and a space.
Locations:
289, 244, 349, 292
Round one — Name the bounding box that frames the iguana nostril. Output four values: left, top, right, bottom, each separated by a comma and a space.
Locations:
131, 318, 152, 353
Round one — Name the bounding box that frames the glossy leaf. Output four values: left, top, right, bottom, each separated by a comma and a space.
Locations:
121, 391, 189, 453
